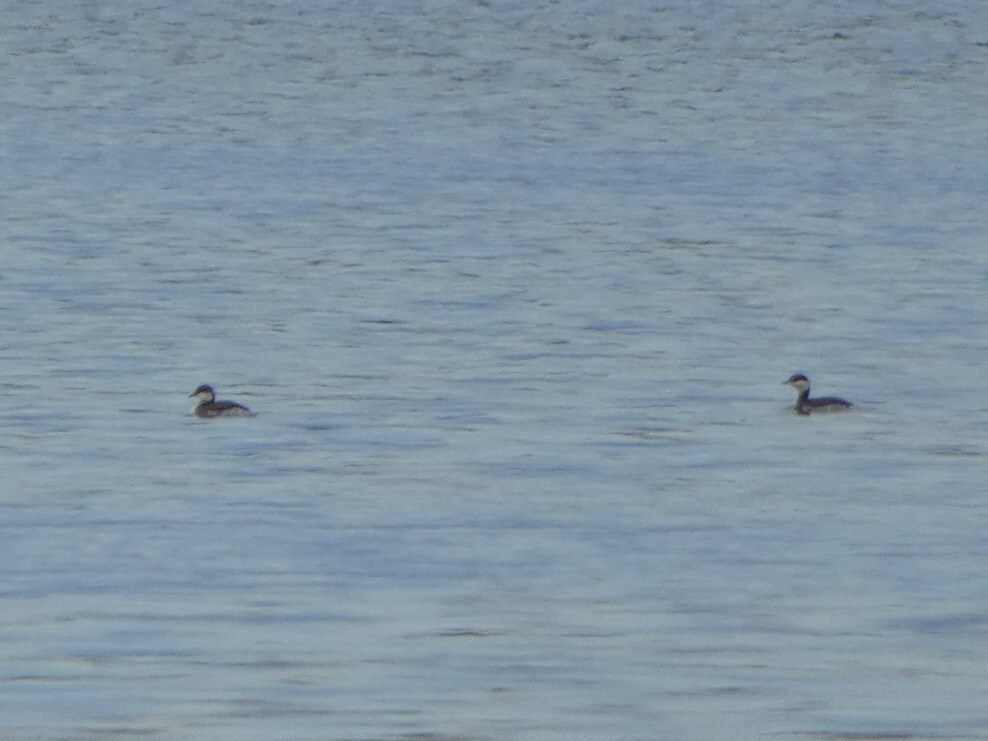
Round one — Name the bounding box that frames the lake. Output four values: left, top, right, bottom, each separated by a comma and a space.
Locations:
3, 2, 988, 739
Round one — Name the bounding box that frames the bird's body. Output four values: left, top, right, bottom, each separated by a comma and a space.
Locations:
784, 374, 852, 415
190, 384, 255, 418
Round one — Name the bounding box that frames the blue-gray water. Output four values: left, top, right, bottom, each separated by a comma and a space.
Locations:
4, 2, 988, 739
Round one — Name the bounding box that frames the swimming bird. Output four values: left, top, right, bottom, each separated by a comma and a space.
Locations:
784, 373, 852, 415
189, 384, 256, 418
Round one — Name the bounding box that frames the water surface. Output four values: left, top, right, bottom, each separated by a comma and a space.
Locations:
3, 2, 988, 739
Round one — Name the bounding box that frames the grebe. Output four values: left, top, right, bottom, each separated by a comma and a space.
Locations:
784, 374, 852, 415
190, 384, 256, 418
